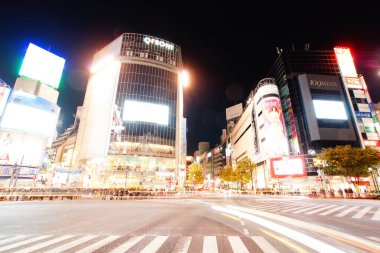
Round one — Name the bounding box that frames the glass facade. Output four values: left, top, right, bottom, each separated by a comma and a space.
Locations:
75, 33, 183, 188
268, 50, 360, 157
107, 34, 182, 189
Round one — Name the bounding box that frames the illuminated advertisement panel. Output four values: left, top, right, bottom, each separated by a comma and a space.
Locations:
345, 77, 362, 89
313, 100, 348, 120
123, 100, 169, 125
263, 98, 288, 155
19, 43, 65, 89
0, 91, 60, 137
270, 155, 307, 178
0, 85, 11, 117
0, 131, 47, 167
334, 47, 358, 77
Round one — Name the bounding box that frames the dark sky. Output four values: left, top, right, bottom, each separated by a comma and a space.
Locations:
1, 1, 380, 155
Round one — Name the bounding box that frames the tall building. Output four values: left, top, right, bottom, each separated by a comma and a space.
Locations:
72, 33, 186, 189
0, 43, 64, 187
268, 49, 362, 161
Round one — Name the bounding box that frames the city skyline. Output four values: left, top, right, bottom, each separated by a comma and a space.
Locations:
1, 1, 380, 154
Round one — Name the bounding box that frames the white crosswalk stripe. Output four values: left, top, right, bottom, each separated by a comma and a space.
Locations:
248, 202, 380, 221
352, 207, 372, 219
140, 236, 168, 253
203, 236, 218, 253
12, 235, 74, 253
174, 236, 191, 253
0, 235, 27, 246
75, 235, 121, 253
371, 208, 380, 221
0, 235, 53, 252
305, 205, 337, 215
228, 236, 249, 253
318, 205, 347, 216
109, 235, 145, 253
280, 204, 317, 213
251, 236, 280, 253
335, 205, 360, 217
292, 204, 328, 214
43, 235, 97, 253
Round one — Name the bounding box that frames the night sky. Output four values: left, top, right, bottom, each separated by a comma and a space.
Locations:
1, 1, 380, 155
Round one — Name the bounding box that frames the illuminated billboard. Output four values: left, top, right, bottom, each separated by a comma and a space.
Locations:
270, 155, 306, 178
334, 47, 358, 78
263, 98, 288, 155
19, 43, 65, 89
123, 100, 169, 125
0, 131, 47, 167
0, 85, 11, 117
0, 91, 60, 137
313, 100, 348, 120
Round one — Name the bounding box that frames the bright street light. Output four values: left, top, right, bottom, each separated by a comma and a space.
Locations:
180, 70, 189, 87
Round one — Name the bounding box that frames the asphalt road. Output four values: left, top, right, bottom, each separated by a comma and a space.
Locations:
0, 193, 379, 252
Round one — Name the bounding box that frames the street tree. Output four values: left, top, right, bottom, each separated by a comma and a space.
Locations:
317, 145, 380, 188
219, 165, 235, 185
235, 158, 257, 190
188, 162, 204, 186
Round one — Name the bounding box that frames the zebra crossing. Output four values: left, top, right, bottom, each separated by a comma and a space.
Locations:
0, 234, 281, 253
245, 201, 380, 220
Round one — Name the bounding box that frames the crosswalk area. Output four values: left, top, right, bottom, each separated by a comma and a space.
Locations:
245, 201, 380, 220
0, 234, 280, 253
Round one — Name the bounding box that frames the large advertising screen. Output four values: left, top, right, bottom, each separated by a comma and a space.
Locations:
19, 43, 65, 89
263, 98, 288, 155
270, 155, 306, 178
0, 131, 47, 167
334, 47, 358, 78
123, 100, 169, 125
0, 91, 60, 137
313, 100, 348, 120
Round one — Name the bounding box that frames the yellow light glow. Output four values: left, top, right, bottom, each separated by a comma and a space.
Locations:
180, 70, 189, 87
90, 55, 115, 73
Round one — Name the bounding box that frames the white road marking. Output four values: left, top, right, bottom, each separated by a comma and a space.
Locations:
243, 229, 249, 235
228, 236, 249, 253
0, 235, 27, 246
216, 205, 348, 253
203, 236, 218, 253
305, 205, 337, 215
140, 236, 168, 253
281, 204, 317, 213
352, 207, 372, 219
109, 236, 145, 253
175, 236, 191, 253
371, 208, 380, 221
251, 236, 280, 253
335, 206, 360, 217
12, 235, 74, 253
0, 235, 53, 252
318, 206, 346, 216
43, 235, 97, 253
292, 204, 328, 214
75, 235, 121, 253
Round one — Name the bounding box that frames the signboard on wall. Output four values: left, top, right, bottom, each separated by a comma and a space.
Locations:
270, 155, 307, 178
